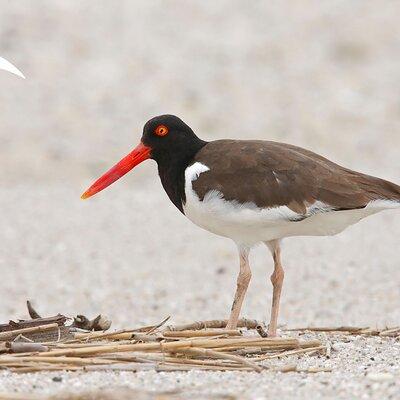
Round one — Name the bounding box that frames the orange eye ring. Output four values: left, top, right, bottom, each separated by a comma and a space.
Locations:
155, 125, 169, 136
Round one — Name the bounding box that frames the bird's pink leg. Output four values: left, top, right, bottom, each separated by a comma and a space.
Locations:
226, 247, 251, 329
265, 240, 285, 337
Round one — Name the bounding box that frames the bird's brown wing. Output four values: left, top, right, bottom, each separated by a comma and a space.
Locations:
191, 140, 400, 218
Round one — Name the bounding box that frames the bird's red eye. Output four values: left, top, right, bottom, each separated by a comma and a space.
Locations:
155, 125, 169, 137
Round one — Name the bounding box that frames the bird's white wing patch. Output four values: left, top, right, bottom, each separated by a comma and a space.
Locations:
0, 57, 25, 79
185, 162, 210, 183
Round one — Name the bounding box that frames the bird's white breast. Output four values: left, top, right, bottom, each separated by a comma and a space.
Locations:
183, 162, 399, 246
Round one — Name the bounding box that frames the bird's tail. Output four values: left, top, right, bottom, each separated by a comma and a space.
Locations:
362, 175, 400, 209
345, 168, 400, 209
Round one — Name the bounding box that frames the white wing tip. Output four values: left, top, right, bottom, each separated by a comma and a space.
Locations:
0, 57, 25, 79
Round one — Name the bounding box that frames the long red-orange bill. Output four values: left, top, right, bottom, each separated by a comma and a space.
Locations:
81, 142, 151, 199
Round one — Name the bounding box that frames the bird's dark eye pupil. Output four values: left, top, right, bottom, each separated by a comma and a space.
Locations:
155, 125, 168, 136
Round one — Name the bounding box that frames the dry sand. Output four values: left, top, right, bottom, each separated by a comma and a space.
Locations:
0, 1, 399, 399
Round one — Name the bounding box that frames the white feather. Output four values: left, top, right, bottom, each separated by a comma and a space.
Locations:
0, 57, 25, 79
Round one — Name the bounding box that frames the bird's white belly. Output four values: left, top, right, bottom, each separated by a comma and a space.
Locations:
183, 162, 397, 246
183, 190, 378, 245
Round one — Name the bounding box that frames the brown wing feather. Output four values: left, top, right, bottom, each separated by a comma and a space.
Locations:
191, 140, 400, 217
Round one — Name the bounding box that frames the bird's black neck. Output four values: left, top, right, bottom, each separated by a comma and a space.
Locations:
155, 139, 207, 213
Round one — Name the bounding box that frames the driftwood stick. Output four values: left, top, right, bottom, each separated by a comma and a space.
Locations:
162, 329, 241, 338
0, 355, 117, 365
96, 353, 165, 363
325, 340, 331, 358
72, 331, 164, 343
36, 337, 301, 358
164, 318, 259, 332
211, 345, 294, 353
379, 327, 400, 337
185, 337, 301, 350
275, 364, 298, 373
251, 345, 326, 361
0, 316, 66, 333
298, 340, 322, 348
87, 363, 252, 372
71, 329, 133, 342
145, 316, 171, 334
233, 347, 270, 356
5, 342, 48, 354
358, 328, 380, 335
178, 347, 263, 372
0, 323, 60, 341
12, 334, 34, 343
7, 360, 252, 373
164, 357, 241, 369
131, 333, 164, 342
297, 366, 332, 373
51, 341, 134, 348
101, 353, 245, 369
211, 339, 320, 353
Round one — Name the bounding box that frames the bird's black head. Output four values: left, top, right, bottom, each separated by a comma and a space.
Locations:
81, 114, 207, 200
141, 114, 205, 165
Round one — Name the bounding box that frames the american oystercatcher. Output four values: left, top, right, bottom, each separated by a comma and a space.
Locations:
82, 115, 400, 336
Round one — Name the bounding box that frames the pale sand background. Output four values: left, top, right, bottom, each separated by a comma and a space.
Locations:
0, 1, 399, 399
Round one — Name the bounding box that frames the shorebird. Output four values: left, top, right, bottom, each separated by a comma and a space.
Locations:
82, 115, 400, 336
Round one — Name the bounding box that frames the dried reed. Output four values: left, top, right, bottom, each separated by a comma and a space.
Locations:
3, 318, 391, 374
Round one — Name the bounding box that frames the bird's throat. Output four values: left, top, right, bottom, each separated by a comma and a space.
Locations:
156, 140, 207, 213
